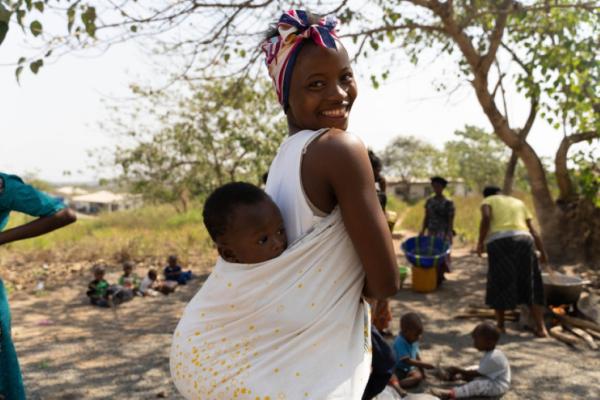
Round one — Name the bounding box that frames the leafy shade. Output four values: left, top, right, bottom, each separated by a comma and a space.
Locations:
110, 78, 286, 212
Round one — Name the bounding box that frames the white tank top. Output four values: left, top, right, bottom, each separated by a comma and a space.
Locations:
265, 129, 328, 243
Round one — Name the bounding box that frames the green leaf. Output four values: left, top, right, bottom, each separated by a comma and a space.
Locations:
30, 20, 43, 37
0, 22, 7, 46
223, 53, 230, 62
81, 6, 97, 38
18, 56, 26, 64
34, 1, 44, 13
67, 5, 76, 33
130, 25, 138, 33
15, 65, 24, 84
29, 59, 43, 74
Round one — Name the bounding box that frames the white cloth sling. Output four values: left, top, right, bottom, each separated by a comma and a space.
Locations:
170, 208, 371, 399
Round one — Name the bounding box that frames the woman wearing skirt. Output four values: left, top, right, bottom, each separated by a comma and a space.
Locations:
476, 186, 548, 338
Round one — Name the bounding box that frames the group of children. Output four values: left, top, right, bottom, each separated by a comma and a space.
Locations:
87, 255, 192, 307
381, 313, 510, 399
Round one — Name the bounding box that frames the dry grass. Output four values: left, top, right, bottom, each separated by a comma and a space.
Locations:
0, 204, 214, 291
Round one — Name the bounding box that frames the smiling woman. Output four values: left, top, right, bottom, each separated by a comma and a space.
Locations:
170, 9, 399, 400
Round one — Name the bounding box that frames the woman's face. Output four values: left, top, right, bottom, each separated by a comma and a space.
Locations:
286, 41, 357, 132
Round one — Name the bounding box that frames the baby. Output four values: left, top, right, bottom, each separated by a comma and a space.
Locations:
203, 182, 288, 264
433, 322, 511, 399
393, 312, 435, 388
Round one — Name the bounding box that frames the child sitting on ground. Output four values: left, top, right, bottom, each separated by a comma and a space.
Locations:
393, 312, 435, 388
119, 261, 141, 294
139, 269, 177, 296
202, 182, 287, 264
87, 264, 111, 307
433, 322, 511, 399
164, 255, 193, 285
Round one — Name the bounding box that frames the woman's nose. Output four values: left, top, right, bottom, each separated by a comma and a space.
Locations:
326, 83, 347, 101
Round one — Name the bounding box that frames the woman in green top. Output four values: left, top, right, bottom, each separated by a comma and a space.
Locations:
476, 186, 548, 338
0, 172, 77, 399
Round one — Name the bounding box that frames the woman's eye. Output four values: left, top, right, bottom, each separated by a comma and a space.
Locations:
308, 81, 325, 88
257, 236, 268, 245
277, 228, 285, 236
341, 73, 354, 82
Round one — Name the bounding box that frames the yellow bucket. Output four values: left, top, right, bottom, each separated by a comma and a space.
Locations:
411, 265, 437, 293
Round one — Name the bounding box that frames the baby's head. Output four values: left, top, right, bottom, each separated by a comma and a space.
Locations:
471, 322, 500, 352
123, 261, 134, 275
148, 269, 157, 281
263, 10, 357, 132
167, 255, 178, 267
93, 263, 106, 280
203, 182, 287, 264
400, 312, 423, 344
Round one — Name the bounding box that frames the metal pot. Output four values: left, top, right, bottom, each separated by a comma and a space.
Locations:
542, 272, 589, 306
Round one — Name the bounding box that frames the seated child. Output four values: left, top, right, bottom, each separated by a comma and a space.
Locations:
202, 182, 287, 264
164, 255, 193, 285
140, 269, 176, 296
87, 264, 111, 307
433, 322, 510, 399
118, 261, 141, 294
393, 312, 435, 388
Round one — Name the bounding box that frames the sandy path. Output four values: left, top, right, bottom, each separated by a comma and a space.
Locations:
8, 248, 600, 399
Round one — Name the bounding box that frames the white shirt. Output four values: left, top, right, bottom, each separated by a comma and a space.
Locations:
139, 276, 154, 294
479, 349, 511, 390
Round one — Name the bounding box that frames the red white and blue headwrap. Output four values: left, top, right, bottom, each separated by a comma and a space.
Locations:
262, 10, 339, 110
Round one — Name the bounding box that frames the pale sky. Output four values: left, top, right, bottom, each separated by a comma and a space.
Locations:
0, 16, 587, 184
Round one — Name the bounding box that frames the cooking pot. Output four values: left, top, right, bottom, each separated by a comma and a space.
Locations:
542, 272, 590, 306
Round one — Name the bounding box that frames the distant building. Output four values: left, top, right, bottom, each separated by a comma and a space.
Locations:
55, 186, 89, 198
387, 178, 469, 202
71, 190, 142, 214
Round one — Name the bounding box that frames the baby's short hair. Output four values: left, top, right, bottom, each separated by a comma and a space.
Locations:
473, 322, 500, 344
401, 312, 423, 332
203, 182, 271, 241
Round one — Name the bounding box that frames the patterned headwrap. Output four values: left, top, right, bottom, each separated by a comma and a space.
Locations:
262, 10, 339, 109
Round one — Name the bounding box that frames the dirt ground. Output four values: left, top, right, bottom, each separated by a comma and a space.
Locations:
7, 247, 600, 400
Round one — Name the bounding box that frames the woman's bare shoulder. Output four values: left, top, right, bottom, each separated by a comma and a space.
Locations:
311, 128, 367, 161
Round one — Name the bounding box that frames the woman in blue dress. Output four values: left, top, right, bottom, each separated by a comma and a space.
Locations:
0, 172, 76, 400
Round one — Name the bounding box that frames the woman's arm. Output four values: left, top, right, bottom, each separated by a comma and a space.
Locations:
0, 208, 76, 245
420, 206, 429, 236
306, 131, 399, 299
526, 219, 548, 264
476, 204, 491, 256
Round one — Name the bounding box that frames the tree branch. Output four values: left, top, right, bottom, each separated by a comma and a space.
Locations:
555, 131, 599, 201
479, 0, 512, 75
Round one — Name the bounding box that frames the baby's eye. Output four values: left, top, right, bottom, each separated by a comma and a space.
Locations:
277, 228, 286, 236
257, 236, 268, 245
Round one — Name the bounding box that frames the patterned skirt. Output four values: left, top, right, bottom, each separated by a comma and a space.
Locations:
485, 235, 545, 310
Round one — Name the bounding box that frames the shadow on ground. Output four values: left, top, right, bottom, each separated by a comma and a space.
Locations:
7, 249, 600, 399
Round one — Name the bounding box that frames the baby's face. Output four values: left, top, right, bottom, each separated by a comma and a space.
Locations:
218, 199, 287, 264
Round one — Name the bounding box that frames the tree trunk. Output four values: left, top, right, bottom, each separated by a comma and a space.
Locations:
436, 1, 598, 266
502, 151, 519, 194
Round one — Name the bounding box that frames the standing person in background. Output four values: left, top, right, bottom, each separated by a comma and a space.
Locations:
369, 150, 387, 210
476, 186, 548, 337
420, 176, 455, 284
367, 150, 393, 337
0, 172, 77, 400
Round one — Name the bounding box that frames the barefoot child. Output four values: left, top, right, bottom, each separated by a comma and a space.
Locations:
393, 313, 435, 388
140, 269, 176, 296
434, 322, 511, 399
164, 255, 193, 285
87, 264, 111, 307
119, 261, 141, 294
